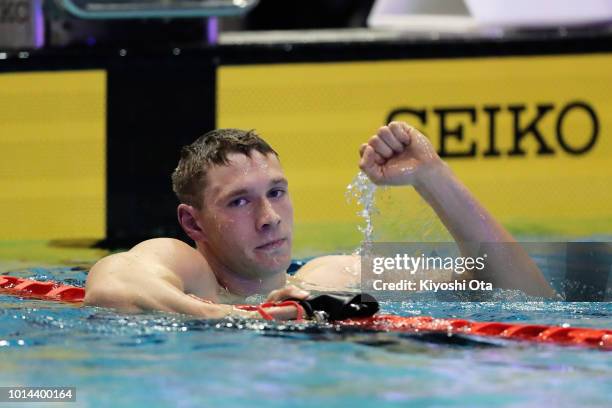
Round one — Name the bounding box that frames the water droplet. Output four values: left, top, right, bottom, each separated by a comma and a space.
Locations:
345, 172, 378, 248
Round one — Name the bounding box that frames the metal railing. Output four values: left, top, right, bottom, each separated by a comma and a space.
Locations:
59, 0, 258, 19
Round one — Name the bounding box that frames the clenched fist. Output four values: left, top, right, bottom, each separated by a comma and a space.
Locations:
359, 121, 443, 186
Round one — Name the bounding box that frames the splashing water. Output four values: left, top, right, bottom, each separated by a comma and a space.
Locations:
345, 172, 379, 249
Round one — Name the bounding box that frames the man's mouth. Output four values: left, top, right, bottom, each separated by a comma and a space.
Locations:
255, 238, 286, 251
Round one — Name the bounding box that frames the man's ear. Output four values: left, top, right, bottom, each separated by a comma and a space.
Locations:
177, 204, 206, 242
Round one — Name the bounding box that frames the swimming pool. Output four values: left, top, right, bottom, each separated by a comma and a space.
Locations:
1, 252, 611, 408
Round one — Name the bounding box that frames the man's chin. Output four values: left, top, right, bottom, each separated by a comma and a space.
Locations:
252, 242, 292, 272
252, 254, 292, 275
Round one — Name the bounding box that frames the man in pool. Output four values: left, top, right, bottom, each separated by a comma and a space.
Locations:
84, 122, 555, 319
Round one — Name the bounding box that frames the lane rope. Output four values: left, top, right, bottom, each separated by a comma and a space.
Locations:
1, 275, 610, 350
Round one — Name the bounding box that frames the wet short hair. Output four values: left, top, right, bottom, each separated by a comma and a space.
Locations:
171, 128, 278, 208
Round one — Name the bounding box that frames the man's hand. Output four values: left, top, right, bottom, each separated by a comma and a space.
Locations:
188, 285, 310, 320
265, 285, 310, 303
359, 121, 443, 186
256, 285, 310, 320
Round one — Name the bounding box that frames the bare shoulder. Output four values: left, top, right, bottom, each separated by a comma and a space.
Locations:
293, 255, 361, 290
129, 237, 201, 261
85, 238, 217, 306
298, 255, 360, 271
88, 239, 197, 281
84, 252, 147, 309
129, 237, 202, 265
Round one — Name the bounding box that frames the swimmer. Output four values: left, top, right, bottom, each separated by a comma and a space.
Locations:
84, 122, 556, 319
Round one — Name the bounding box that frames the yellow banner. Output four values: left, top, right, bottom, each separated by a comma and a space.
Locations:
219, 55, 611, 252
0, 70, 106, 240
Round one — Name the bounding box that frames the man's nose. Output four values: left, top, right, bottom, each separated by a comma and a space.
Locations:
256, 199, 281, 231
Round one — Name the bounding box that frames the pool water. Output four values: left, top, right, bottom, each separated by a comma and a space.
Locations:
1, 263, 611, 408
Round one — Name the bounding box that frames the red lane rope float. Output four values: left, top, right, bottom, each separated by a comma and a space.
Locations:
1, 276, 610, 350
0, 276, 85, 303
338, 315, 612, 350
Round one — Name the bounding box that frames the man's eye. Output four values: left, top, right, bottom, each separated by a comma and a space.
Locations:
228, 198, 248, 207
269, 189, 286, 198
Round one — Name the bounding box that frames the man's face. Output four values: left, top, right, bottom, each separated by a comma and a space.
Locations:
196, 151, 293, 278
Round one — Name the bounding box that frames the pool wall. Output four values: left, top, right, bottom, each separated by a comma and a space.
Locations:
0, 33, 611, 251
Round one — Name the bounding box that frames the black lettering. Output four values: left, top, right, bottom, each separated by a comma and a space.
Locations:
386, 101, 598, 159
508, 104, 555, 156
556, 101, 599, 155
483, 105, 501, 157
434, 107, 477, 158
386, 108, 427, 127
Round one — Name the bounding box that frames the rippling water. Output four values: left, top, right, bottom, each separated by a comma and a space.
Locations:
1, 266, 611, 408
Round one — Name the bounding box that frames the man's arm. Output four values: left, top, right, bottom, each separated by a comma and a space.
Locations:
358, 121, 556, 298
412, 162, 555, 297
84, 250, 251, 318
84, 239, 302, 319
